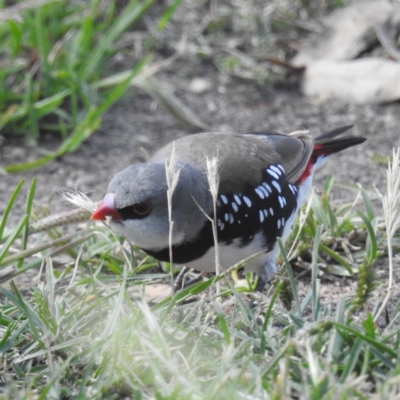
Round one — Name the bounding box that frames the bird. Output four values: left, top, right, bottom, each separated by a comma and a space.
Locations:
91, 126, 366, 290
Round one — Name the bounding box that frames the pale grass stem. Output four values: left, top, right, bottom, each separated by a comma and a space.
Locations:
189, 155, 222, 295
287, 129, 309, 137
27, 190, 96, 233
306, 340, 321, 386
375, 148, 400, 322
206, 156, 221, 295
287, 188, 314, 259
165, 143, 181, 286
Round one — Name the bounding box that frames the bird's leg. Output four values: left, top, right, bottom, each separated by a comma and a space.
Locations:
174, 268, 209, 292
255, 258, 277, 292
255, 275, 268, 292
173, 266, 189, 292
184, 272, 209, 288
174, 266, 208, 293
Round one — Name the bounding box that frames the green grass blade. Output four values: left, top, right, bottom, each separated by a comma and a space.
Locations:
18, 179, 36, 268
318, 243, 354, 275
4, 154, 61, 173
327, 296, 345, 364
0, 215, 28, 264
357, 211, 379, 264
0, 283, 46, 345
335, 323, 397, 358
81, 0, 154, 79
278, 238, 301, 316
323, 175, 335, 195
157, 0, 182, 30
260, 341, 293, 377
361, 188, 375, 222
0, 231, 90, 268
0, 233, 93, 283
6, 90, 71, 123
340, 337, 363, 382
215, 303, 231, 345
58, 56, 152, 154
0, 180, 24, 241
311, 225, 322, 321
260, 282, 281, 353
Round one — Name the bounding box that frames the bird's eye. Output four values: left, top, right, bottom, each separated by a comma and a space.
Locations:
132, 202, 151, 216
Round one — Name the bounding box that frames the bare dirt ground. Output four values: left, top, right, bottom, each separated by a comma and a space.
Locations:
1, 2, 400, 323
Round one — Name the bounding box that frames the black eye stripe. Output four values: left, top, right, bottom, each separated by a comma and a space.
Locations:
118, 202, 151, 220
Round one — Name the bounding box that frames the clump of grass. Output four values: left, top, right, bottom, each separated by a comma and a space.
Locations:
2, 172, 400, 397
351, 189, 381, 312
374, 148, 400, 322
0, 0, 178, 172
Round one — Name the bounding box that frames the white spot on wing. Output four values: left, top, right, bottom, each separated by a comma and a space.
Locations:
229, 214, 234, 224
259, 210, 264, 223
220, 195, 228, 205
224, 213, 229, 222
262, 182, 272, 194
255, 187, 264, 199
232, 202, 238, 212
270, 165, 281, 175
259, 186, 269, 197
267, 168, 279, 180
277, 219, 281, 229
272, 180, 281, 193
263, 209, 268, 218
269, 207, 274, 216
278, 164, 285, 173
234, 195, 241, 205
278, 196, 284, 208
243, 196, 252, 207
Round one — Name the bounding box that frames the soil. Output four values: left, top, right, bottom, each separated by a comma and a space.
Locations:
1, 2, 400, 325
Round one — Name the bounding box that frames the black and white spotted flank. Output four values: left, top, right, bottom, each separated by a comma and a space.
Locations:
216, 164, 298, 252
144, 163, 298, 266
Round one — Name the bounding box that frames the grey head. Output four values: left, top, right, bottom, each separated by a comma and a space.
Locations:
106, 162, 213, 251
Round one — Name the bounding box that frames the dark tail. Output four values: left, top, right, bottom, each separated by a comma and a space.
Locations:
295, 126, 366, 184
313, 126, 366, 157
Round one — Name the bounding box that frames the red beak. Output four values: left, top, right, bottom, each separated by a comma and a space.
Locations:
91, 193, 122, 221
